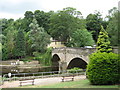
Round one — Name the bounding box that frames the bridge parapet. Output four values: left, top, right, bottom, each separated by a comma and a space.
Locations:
52, 47, 118, 54
52, 47, 96, 55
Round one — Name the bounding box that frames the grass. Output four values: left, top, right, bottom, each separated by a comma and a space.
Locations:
18, 79, 119, 88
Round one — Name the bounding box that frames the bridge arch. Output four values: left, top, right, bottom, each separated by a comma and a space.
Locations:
67, 57, 87, 70
51, 54, 60, 71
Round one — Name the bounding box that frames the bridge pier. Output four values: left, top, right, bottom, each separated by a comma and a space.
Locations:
59, 61, 67, 72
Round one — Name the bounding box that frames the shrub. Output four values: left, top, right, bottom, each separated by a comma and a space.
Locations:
33, 48, 52, 66
68, 67, 83, 74
96, 26, 112, 53
86, 52, 120, 85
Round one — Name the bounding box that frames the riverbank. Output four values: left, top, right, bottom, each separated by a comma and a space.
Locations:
1, 59, 53, 74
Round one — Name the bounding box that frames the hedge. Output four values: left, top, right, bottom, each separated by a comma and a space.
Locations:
86, 52, 120, 85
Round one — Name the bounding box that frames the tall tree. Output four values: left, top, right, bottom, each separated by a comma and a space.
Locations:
34, 10, 50, 33
49, 7, 84, 43
106, 7, 119, 46
14, 29, 26, 58
0, 18, 14, 36
86, 11, 103, 42
97, 26, 112, 53
3, 21, 17, 59
23, 11, 34, 32
29, 18, 50, 53
69, 29, 94, 47
4, 29, 15, 59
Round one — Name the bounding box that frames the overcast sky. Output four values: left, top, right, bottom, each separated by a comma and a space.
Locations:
0, 0, 119, 20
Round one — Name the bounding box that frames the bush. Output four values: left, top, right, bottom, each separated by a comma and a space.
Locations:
33, 48, 52, 66
86, 52, 120, 85
68, 67, 83, 74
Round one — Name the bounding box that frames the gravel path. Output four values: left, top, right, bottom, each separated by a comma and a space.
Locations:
0, 75, 86, 88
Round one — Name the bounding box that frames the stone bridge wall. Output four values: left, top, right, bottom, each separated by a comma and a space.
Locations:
52, 47, 118, 71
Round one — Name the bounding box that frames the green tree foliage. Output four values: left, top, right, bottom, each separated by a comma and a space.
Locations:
0, 43, 2, 59
0, 34, 6, 45
86, 11, 103, 42
24, 31, 33, 55
23, 11, 34, 32
41, 48, 52, 66
29, 18, 50, 53
2, 22, 17, 59
97, 26, 112, 53
33, 48, 52, 66
0, 18, 14, 35
69, 29, 94, 47
5, 30, 15, 58
1, 19, 16, 60
34, 10, 50, 33
49, 7, 84, 42
0, 18, 8, 32
86, 52, 119, 85
14, 29, 26, 58
106, 7, 119, 46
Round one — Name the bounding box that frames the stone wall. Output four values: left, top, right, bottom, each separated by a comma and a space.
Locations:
52, 47, 119, 71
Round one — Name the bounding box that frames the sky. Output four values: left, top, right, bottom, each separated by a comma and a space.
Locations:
0, 0, 119, 20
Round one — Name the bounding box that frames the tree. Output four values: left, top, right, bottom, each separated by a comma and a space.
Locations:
14, 29, 26, 58
69, 29, 94, 47
0, 18, 14, 36
86, 11, 103, 42
23, 11, 34, 32
29, 18, 50, 53
97, 26, 112, 53
34, 10, 50, 33
0, 34, 6, 45
49, 7, 84, 43
106, 7, 119, 46
3, 30, 14, 59
3, 22, 17, 59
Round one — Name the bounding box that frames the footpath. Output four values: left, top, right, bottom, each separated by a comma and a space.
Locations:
0, 75, 86, 88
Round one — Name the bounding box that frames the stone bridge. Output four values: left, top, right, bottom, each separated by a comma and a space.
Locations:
51, 47, 118, 71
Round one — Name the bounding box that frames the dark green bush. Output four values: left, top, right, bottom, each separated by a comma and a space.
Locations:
68, 67, 83, 74
86, 52, 120, 85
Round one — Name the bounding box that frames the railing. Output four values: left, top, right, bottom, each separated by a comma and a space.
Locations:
1, 70, 85, 85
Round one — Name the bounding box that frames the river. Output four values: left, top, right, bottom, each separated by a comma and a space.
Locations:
1, 65, 58, 76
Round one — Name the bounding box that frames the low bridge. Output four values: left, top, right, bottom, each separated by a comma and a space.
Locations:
51, 47, 118, 71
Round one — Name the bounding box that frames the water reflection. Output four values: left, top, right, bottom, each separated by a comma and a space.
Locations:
2, 66, 58, 75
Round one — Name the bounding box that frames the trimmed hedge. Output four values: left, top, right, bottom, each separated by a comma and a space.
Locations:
86, 52, 120, 85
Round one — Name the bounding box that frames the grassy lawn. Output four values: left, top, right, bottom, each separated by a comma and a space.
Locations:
18, 79, 119, 88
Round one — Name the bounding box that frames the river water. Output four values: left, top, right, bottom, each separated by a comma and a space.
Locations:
1, 66, 58, 75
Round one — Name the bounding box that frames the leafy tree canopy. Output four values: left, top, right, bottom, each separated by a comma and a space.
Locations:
69, 29, 94, 47
29, 18, 50, 53
86, 11, 103, 42
14, 29, 26, 58
49, 7, 85, 43
106, 7, 119, 46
